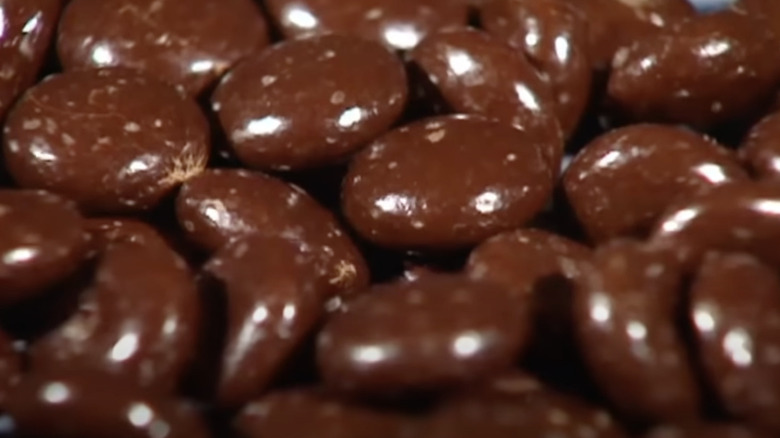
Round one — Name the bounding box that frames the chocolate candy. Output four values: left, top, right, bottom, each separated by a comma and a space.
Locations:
316, 273, 527, 395
0, 0, 61, 120
175, 169, 369, 300
740, 111, 780, 180
3, 68, 210, 213
480, 0, 592, 138
6, 372, 208, 438
204, 235, 325, 407
410, 28, 563, 164
212, 34, 407, 171
30, 223, 200, 394
691, 252, 780, 434
574, 240, 701, 422
564, 124, 747, 242
57, 0, 269, 96
264, 0, 469, 51
608, 11, 780, 129
236, 389, 415, 438
645, 424, 769, 438
0, 190, 88, 304
342, 115, 555, 250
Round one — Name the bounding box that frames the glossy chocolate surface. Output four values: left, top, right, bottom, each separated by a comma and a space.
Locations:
740, 111, 780, 180
342, 115, 555, 250
58, 0, 269, 96
3, 68, 210, 213
212, 34, 407, 171
564, 124, 748, 242
317, 273, 527, 394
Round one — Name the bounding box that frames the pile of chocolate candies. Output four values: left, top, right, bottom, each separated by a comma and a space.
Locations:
3, 0, 780, 436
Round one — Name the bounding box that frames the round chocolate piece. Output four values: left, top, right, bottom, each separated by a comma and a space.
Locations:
480, 0, 592, 138
58, 0, 269, 96
411, 28, 562, 167
316, 273, 528, 395
645, 424, 769, 438
264, 0, 469, 51
608, 11, 780, 129
236, 389, 415, 438
212, 34, 407, 171
204, 235, 326, 407
0, 190, 87, 304
3, 68, 210, 213
740, 111, 780, 180
342, 115, 555, 250
691, 252, 780, 433
574, 240, 701, 422
564, 124, 748, 242
30, 226, 200, 394
0, 0, 61, 120
176, 169, 369, 301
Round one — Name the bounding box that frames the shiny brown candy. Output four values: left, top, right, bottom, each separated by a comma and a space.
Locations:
30, 223, 200, 394
0, 0, 61, 120
57, 0, 269, 96
212, 34, 407, 171
3, 68, 210, 213
480, 0, 592, 138
6, 372, 208, 438
316, 273, 527, 395
204, 235, 326, 407
264, 0, 469, 52
410, 28, 563, 166
740, 111, 780, 180
175, 169, 369, 301
608, 11, 780, 129
564, 124, 748, 242
236, 389, 415, 438
691, 252, 780, 434
0, 190, 88, 305
342, 115, 555, 250
574, 240, 701, 422
645, 423, 769, 438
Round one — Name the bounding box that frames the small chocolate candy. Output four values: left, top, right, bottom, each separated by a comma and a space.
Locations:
176, 169, 369, 301
6, 372, 208, 438
480, 0, 592, 138
0, 0, 61, 120
316, 273, 528, 395
30, 223, 200, 394
691, 252, 780, 434
212, 34, 407, 171
564, 124, 748, 242
57, 0, 269, 96
342, 115, 555, 250
608, 11, 780, 129
740, 111, 780, 180
410, 28, 562, 166
645, 423, 769, 438
3, 68, 210, 213
574, 240, 701, 422
204, 235, 326, 407
236, 389, 415, 438
0, 190, 88, 305
264, 0, 469, 51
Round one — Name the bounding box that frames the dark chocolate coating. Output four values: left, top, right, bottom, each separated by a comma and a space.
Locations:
342, 115, 555, 250
480, 0, 592, 138
58, 0, 269, 96
204, 235, 326, 407
316, 273, 528, 395
30, 223, 200, 394
3, 68, 210, 213
691, 252, 780, 434
6, 372, 208, 438
564, 124, 748, 242
608, 11, 780, 129
212, 34, 407, 171
574, 240, 701, 422
0, 0, 61, 120
740, 111, 780, 180
264, 0, 469, 51
0, 189, 88, 304
410, 28, 563, 167
176, 169, 369, 301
